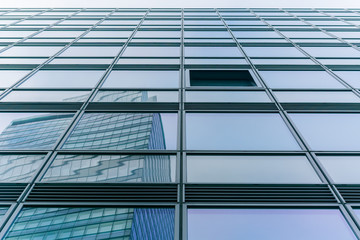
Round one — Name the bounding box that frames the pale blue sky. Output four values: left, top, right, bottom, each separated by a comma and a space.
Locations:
1, 0, 360, 8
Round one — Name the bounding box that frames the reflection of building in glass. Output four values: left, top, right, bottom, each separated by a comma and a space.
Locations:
94, 91, 158, 102
5, 207, 175, 240
0, 114, 73, 150
42, 154, 174, 183
62, 112, 167, 150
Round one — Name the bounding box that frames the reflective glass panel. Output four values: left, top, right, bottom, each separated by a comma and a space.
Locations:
302, 47, 360, 57
187, 155, 320, 183
102, 71, 179, 88
0, 70, 30, 88
5, 207, 175, 240
260, 71, 345, 89
93, 91, 178, 102
318, 156, 360, 183
274, 91, 360, 102
186, 113, 300, 150
185, 47, 242, 57
188, 209, 356, 240
0, 154, 46, 182
0, 46, 63, 57
35, 31, 84, 38
243, 47, 305, 57
42, 154, 176, 183
290, 113, 360, 151
1, 90, 91, 102
19, 70, 104, 88
185, 91, 270, 102
0, 112, 74, 150
85, 31, 132, 38
122, 46, 180, 57
334, 71, 360, 88
62, 113, 177, 150
59, 46, 121, 57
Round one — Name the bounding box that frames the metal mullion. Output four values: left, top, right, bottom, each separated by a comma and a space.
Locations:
178, 8, 185, 240
0, 203, 23, 239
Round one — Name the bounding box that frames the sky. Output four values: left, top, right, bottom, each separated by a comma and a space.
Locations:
1, 0, 360, 8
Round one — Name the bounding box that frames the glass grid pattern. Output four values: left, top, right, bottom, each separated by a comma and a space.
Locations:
1, 7, 360, 240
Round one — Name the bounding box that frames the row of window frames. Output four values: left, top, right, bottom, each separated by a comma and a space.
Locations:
0, 206, 359, 240
2, 46, 360, 59
2, 90, 360, 103
2, 112, 360, 152
2, 152, 360, 184
0, 69, 359, 89
4, 30, 360, 38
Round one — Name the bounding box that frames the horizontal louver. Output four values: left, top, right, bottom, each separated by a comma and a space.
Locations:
27, 183, 178, 202
185, 184, 337, 203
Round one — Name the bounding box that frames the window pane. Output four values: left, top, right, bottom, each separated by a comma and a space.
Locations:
84, 30, 132, 38
0, 154, 46, 182
260, 71, 345, 89
302, 47, 360, 57
35, 31, 84, 38
0, 70, 30, 88
102, 71, 179, 88
243, 47, 305, 57
135, 31, 180, 38
189, 70, 256, 86
187, 155, 320, 183
184, 31, 231, 38
186, 113, 300, 150
233, 31, 281, 38
1, 90, 91, 102
122, 46, 180, 57
290, 113, 360, 151
185, 47, 242, 57
6, 207, 174, 240
19, 71, 104, 88
334, 71, 360, 88
62, 113, 177, 150
59, 46, 121, 57
274, 91, 360, 102
0, 46, 63, 57
93, 91, 178, 102
42, 154, 176, 183
186, 91, 270, 102
0, 113, 74, 150
188, 209, 357, 240
317, 156, 360, 183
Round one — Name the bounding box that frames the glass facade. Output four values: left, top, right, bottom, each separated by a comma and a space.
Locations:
0, 7, 360, 240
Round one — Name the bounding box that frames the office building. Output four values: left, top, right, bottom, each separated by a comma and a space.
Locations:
0, 7, 360, 239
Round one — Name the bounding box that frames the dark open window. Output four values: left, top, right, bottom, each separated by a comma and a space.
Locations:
189, 70, 257, 86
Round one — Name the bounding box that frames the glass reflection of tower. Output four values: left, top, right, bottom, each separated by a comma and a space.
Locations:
1, 92, 174, 239
0, 113, 74, 150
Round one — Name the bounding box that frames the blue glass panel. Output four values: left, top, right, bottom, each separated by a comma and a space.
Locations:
5, 207, 174, 240
62, 113, 177, 150
188, 209, 357, 240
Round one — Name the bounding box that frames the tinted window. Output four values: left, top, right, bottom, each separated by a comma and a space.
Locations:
62, 113, 177, 150
188, 209, 356, 240
6, 207, 175, 240
187, 155, 320, 183
186, 113, 300, 150
290, 113, 360, 151
42, 154, 176, 183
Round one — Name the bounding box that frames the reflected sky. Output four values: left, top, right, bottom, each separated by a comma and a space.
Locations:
188, 208, 357, 240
